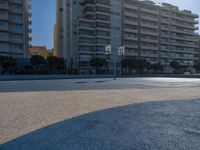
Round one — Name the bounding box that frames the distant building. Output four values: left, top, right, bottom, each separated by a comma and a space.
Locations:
30, 46, 52, 59
198, 35, 200, 62
0, 0, 32, 58
194, 35, 200, 64
54, 0, 199, 73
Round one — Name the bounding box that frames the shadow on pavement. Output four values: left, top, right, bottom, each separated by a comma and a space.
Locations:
1, 99, 200, 150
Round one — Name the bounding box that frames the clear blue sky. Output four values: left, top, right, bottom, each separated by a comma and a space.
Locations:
32, 0, 56, 49
32, 0, 200, 49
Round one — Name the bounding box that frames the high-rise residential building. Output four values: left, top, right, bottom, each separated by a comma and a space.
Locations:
54, 0, 199, 73
194, 34, 200, 66
0, 0, 32, 58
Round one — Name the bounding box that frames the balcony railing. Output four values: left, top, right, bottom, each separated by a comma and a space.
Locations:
0, 13, 8, 20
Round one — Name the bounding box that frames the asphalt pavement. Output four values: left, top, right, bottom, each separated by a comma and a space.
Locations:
0, 77, 200, 150
0, 77, 200, 92
2, 99, 200, 150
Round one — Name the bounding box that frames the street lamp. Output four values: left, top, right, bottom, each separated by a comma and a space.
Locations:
105, 45, 125, 80
118, 46, 125, 76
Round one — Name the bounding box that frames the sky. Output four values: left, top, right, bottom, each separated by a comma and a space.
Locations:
32, 0, 200, 49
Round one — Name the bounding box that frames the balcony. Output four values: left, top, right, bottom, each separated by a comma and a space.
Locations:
124, 11, 138, 18
161, 12, 170, 17
161, 26, 170, 31
78, 18, 95, 23
10, 8, 23, 14
0, 45, 9, 52
124, 20, 138, 26
96, 11, 110, 17
96, 43, 110, 47
174, 36, 198, 42
84, 11, 95, 17
78, 42, 95, 46
171, 21, 198, 30
0, 34, 9, 41
140, 30, 158, 36
172, 48, 195, 54
96, 26, 111, 32
171, 42, 198, 48
9, 0, 23, 4
140, 53, 158, 57
161, 34, 170, 38
161, 40, 170, 45
140, 8, 159, 15
174, 15, 197, 24
161, 47, 170, 51
161, 19, 170, 24
125, 52, 138, 57
140, 38, 158, 43
124, 28, 138, 34
124, 36, 138, 41
78, 25, 95, 31
140, 45, 158, 50
96, 35, 111, 39
96, 18, 111, 24
171, 28, 195, 35
0, 24, 9, 31
140, 22, 158, 29
78, 34, 95, 39
140, 15, 158, 22
124, 3, 138, 10
96, 3, 110, 9
10, 38, 23, 44
0, 2, 8, 10
124, 44, 138, 49
0, 13, 8, 20
96, 0, 110, 7
78, 51, 96, 56
83, 3, 94, 10
10, 17, 23, 24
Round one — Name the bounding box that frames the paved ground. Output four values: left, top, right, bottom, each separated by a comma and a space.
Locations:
0, 77, 200, 149
2, 100, 200, 150
0, 77, 200, 92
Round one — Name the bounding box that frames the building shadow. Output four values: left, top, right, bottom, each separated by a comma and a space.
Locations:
1, 99, 200, 150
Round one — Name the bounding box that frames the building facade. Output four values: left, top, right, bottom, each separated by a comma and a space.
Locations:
29, 46, 53, 59
0, 0, 31, 58
54, 0, 199, 73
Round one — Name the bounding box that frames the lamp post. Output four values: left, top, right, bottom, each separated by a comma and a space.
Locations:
105, 45, 125, 80
105, 45, 111, 75
118, 46, 125, 77
105, 45, 117, 80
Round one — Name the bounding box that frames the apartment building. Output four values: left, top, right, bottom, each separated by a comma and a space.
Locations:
195, 35, 200, 64
54, 0, 199, 73
0, 0, 31, 58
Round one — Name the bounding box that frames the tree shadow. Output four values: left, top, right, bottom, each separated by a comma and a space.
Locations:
1, 99, 200, 150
